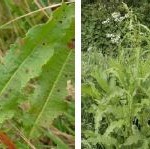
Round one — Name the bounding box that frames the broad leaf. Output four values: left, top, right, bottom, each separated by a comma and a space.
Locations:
0, 3, 75, 148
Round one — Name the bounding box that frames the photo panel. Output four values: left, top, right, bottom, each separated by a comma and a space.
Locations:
81, 0, 150, 148
0, 1, 75, 148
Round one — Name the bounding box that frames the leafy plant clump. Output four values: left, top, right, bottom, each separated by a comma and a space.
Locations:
0, 3, 75, 149
82, 3, 150, 149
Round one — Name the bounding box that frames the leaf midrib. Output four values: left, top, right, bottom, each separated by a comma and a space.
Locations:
29, 50, 72, 138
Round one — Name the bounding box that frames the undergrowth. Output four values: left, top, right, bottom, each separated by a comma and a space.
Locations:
82, 3, 150, 149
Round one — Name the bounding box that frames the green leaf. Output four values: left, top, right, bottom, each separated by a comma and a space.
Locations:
0, 3, 75, 148
28, 48, 75, 138
105, 120, 124, 136
0, 3, 74, 122
123, 135, 141, 146
82, 83, 101, 99
0, 111, 14, 124
14, 4, 75, 139
85, 130, 118, 146
91, 69, 110, 93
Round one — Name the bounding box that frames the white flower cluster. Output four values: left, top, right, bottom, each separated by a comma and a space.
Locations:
102, 12, 129, 25
112, 12, 129, 22
102, 18, 110, 24
112, 12, 121, 18
106, 33, 120, 44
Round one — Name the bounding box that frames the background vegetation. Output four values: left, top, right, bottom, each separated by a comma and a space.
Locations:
0, 0, 75, 149
82, 0, 150, 148
82, 0, 150, 52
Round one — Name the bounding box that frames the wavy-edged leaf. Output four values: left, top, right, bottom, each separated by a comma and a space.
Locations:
85, 130, 118, 146
105, 120, 124, 136
91, 69, 110, 93
82, 83, 101, 99
28, 43, 75, 138
0, 4, 74, 126
10, 5, 75, 141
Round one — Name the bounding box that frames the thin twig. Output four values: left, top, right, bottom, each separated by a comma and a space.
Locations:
0, 1, 74, 30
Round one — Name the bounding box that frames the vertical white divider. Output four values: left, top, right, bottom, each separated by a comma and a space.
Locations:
75, 0, 81, 148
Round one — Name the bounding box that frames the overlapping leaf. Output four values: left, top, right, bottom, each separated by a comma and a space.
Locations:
0, 3, 75, 148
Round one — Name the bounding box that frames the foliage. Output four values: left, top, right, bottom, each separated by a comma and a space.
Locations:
82, 5, 150, 149
81, 0, 150, 53
0, 3, 75, 149
0, 0, 71, 53
81, 2, 128, 53
0, 0, 47, 52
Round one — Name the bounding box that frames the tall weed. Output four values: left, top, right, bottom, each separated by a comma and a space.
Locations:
82, 7, 150, 148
